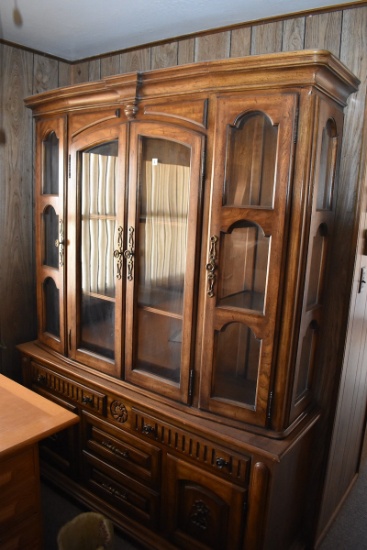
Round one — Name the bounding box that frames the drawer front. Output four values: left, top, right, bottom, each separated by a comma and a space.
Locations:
30, 361, 106, 414
82, 412, 161, 488
132, 408, 250, 486
83, 451, 160, 529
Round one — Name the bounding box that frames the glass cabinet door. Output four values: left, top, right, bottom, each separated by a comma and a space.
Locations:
35, 118, 66, 353
68, 124, 126, 377
125, 123, 204, 403
200, 93, 298, 427
290, 97, 343, 423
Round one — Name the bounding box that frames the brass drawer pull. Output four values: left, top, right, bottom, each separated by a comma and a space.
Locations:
142, 424, 155, 436
101, 482, 128, 501
36, 373, 46, 384
215, 457, 230, 470
101, 439, 129, 459
82, 395, 93, 405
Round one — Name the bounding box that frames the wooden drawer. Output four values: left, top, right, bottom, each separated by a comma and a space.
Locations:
0, 447, 39, 531
132, 408, 250, 486
30, 361, 106, 414
82, 411, 161, 488
82, 451, 160, 529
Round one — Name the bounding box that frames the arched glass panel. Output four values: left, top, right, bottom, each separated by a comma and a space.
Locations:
43, 277, 60, 337
43, 205, 59, 268
43, 131, 59, 195
212, 322, 261, 408
224, 112, 278, 207
218, 221, 270, 312
317, 119, 338, 211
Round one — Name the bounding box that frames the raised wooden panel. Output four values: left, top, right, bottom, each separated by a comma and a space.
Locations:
164, 455, 246, 550
143, 98, 208, 128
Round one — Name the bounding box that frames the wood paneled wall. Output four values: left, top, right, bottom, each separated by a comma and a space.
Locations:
1, 4, 367, 540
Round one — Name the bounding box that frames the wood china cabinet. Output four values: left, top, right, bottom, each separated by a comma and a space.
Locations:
19, 51, 359, 549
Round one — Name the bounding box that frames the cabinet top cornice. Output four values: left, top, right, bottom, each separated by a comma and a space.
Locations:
24, 49, 359, 116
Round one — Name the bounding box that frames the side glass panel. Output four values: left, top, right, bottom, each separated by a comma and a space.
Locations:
224, 113, 277, 207
135, 138, 191, 383
43, 277, 60, 337
212, 322, 261, 408
317, 119, 337, 211
79, 141, 118, 359
43, 206, 59, 268
218, 222, 270, 313
42, 131, 59, 195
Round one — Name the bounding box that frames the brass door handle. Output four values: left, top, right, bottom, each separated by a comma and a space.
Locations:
206, 235, 218, 297
124, 226, 135, 281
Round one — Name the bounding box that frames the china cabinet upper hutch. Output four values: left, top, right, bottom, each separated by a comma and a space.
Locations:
19, 50, 359, 549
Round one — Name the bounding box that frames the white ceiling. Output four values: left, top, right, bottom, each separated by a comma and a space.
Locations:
0, 0, 360, 62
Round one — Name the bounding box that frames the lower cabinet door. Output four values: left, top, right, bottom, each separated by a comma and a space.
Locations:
164, 455, 247, 550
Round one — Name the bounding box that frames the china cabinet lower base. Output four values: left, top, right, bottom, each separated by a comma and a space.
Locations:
20, 342, 319, 550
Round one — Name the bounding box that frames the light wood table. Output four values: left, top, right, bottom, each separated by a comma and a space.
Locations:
0, 374, 79, 549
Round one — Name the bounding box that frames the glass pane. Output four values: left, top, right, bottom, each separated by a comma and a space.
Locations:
295, 321, 318, 400
135, 137, 191, 383
43, 131, 59, 195
224, 112, 277, 207
79, 140, 118, 359
307, 224, 328, 308
44, 277, 60, 337
317, 119, 337, 211
218, 222, 270, 312
212, 322, 261, 408
43, 206, 59, 268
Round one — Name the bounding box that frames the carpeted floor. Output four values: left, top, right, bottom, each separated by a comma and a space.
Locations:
318, 432, 367, 550
41, 433, 367, 549
41, 482, 141, 549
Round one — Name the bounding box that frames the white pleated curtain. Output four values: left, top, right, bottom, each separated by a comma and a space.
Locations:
81, 152, 117, 296
144, 160, 190, 288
